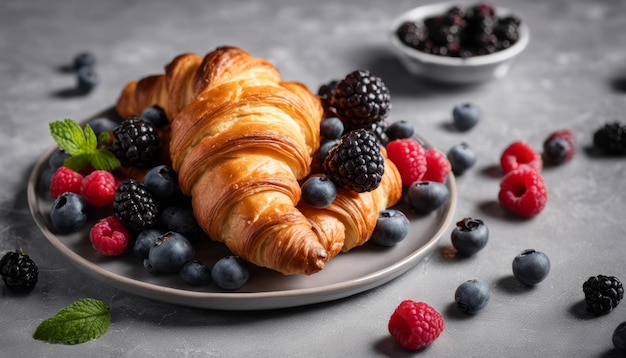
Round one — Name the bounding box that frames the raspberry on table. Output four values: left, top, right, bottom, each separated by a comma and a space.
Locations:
388, 300, 444, 350
80, 170, 119, 207
89, 216, 131, 256
498, 166, 547, 217
49, 166, 84, 199
500, 141, 542, 174
422, 148, 451, 183
386, 138, 427, 186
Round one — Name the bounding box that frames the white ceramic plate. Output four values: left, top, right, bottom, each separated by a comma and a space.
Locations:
27, 108, 457, 310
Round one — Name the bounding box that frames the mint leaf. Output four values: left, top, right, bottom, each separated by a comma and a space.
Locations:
48, 119, 120, 171
33, 298, 110, 345
49, 119, 86, 155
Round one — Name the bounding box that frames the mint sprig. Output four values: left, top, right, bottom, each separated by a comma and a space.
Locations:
33, 298, 111, 345
49, 119, 120, 171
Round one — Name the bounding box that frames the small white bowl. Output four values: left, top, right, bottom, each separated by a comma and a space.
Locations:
389, 2, 530, 84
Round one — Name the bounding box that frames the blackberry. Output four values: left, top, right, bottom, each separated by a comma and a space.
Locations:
344, 119, 390, 146
110, 116, 160, 168
593, 122, 626, 155
396, 21, 428, 49
330, 70, 391, 127
113, 179, 159, 232
323, 129, 385, 193
583, 275, 624, 315
0, 249, 39, 293
317, 80, 338, 111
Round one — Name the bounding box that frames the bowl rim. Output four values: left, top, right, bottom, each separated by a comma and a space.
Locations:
389, 2, 530, 68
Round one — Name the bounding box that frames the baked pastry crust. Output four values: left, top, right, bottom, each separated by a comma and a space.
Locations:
115, 46, 402, 275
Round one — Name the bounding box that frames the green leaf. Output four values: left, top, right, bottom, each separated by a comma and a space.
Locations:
49, 119, 86, 155
91, 149, 120, 171
48, 119, 120, 171
63, 153, 92, 172
33, 298, 110, 345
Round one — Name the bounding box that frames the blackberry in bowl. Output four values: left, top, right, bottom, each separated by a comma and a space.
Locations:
389, 2, 529, 84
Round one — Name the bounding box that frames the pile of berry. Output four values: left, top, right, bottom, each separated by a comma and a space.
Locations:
44, 109, 249, 291
396, 3, 522, 58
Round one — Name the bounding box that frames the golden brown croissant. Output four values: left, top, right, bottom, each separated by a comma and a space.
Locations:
115, 46, 403, 275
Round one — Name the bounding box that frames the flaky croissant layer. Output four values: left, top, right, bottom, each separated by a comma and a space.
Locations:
115, 46, 403, 275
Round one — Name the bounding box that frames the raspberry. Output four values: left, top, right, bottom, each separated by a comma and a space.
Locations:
80, 170, 119, 207
49, 166, 83, 199
89, 216, 131, 256
500, 141, 542, 174
388, 300, 444, 350
386, 138, 427, 186
498, 167, 548, 217
422, 148, 451, 183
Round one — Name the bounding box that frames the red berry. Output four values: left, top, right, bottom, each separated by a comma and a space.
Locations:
422, 148, 451, 183
388, 300, 445, 350
386, 139, 427, 186
498, 166, 548, 217
80, 170, 119, 207
49, 166, 83, 199
89, 216, 131, 256
500, 141, 542, 174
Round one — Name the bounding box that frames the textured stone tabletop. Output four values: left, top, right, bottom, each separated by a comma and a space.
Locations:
1, 0, 626, 357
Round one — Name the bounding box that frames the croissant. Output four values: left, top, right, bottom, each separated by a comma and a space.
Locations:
115, 46, 403, 275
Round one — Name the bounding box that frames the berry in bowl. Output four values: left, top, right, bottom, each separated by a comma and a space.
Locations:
389, 2, 529, 84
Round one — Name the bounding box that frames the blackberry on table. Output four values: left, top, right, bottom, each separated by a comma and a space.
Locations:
113, 179, 159, 232
593, 122, 626, 155
0, 249, 39, 293
110, 116, 160, 168
583, 275, 624, 315
323, 129, 385, 193
330, 70, 391, 127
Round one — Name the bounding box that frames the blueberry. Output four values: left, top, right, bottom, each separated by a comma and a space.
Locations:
512, 249, 551, 286
386, 120, 415, 141
613, 322, 626, 352
77, 66, 99, 93
455, 279, 490, 314
320, 117, 344, 140
371, 209, 410, 246
48, 148, 70, 170
73, 52, 96, 70
211, 256, 249, 290
407, 181, 449, 214
543, 137, 569, 165
160, 206, 204, 242
451, 217, 489, 256
319, 139, 338, 163
133, 229, 164, 260
452, 103, 480, 131
87, 117, 118, 137
144, 231, 194, 273
140, 106, 169, 129
179, 260, 211, 286
301, 176, 337, 208
49, 192, 88, 234
143, 165, 180, 202
447, 142, 477, 176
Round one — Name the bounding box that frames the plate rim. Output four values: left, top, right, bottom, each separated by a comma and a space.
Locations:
27, 108, 457, 310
